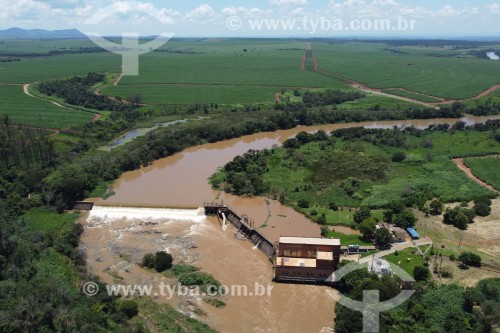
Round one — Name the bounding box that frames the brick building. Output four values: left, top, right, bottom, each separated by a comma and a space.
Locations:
274, 237, 342, 284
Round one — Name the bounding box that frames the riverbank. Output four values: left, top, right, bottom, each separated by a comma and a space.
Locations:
85, 114, 500, 332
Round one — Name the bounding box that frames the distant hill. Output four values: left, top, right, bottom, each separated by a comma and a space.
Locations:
0, 28, 87, 39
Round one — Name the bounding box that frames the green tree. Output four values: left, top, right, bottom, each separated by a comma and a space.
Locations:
359, 218, 377, 241
474, 202, 491, 217
374, 228, 392, 248
394, 209, 417, 229
413, 266, 430, 281
354, 206, 371, 224
444, 207, 473, 230
429, 198, 444, 215
459, 252, 482, 268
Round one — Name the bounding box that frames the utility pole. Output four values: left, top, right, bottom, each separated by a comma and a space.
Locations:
458, 233, 463, 251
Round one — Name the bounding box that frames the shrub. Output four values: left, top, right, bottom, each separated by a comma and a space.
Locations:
449, 254, 456, 261
458, 252, 482, 267
440, 267, 453, 278
316, 214, 327, 225
298, 199, 310, 208
392, 152, 407, 162
310, 210, 318, 216
141, 253, 155, 269
179, 272, 222, 293
171, 264, 199, 276
414, 266, 430, 281
203, 297, 226, 308
155, 251, 173, 272
474, 202, 491, 217
474, 196, 492, 207
118, 300, 139, 319
329, 202, 339, 211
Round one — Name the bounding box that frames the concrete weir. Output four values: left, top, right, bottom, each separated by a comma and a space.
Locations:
204, 202, 276, 258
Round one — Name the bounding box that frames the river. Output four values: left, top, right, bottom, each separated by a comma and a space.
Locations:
82, 114, 499, 333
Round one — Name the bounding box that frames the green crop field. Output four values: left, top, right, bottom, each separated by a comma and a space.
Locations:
1, 38, 499, 124
0, 85, 94, 128
315, 42, 500, 100
382, 89, 443, 103
463, 156, 500, 191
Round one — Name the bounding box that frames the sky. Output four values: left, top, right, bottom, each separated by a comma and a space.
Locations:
0, 0, 499, 37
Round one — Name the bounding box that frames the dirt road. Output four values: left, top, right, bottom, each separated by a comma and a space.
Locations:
452, 157, 499, 194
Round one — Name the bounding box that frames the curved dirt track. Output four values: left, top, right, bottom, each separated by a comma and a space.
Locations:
452, 157, 499, 194
314, 69, 500, 109
114, 73, 124, 86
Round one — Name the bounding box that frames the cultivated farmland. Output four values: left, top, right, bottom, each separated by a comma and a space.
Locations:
0, 85, 94, 128
464, 156, 500, 191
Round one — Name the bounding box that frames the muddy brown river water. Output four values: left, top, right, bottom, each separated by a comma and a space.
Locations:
82, 115, 499, 333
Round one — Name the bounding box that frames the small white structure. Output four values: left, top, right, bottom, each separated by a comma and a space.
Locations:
368, 258, 393, 277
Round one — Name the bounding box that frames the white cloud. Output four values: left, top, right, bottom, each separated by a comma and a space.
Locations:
221, 6, 272, 19
325, 0, 482, 19
185, 4, 215, 22
487, 3, 500, 13
269, 0, 309, 6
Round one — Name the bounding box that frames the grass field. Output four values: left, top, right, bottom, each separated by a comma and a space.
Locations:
23, 207, 79, 234
384, 247, 425, 278
463, 156, 500, 190
0, 85, 94, 128
323, 230, 372, 246
382, 88, 443, 103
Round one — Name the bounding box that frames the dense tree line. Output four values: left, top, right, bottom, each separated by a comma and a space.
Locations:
302, 89, 364, 107
451, 101, 500, 116
0, 47, 106, 59
0, 208, 145, 332
0, 115, 56, 170
39, 72, 133, 111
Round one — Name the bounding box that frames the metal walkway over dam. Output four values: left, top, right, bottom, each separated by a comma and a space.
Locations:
204, 202, 276, 258
75, 201, 276, 259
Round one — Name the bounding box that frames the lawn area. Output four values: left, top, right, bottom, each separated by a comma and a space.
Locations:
463, 156, 500, 191
418, 244, 432, 254
301, 207, 355, 226
0, 85, 94, 128
323, 230, 372, 246
384, 247, 425, 278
